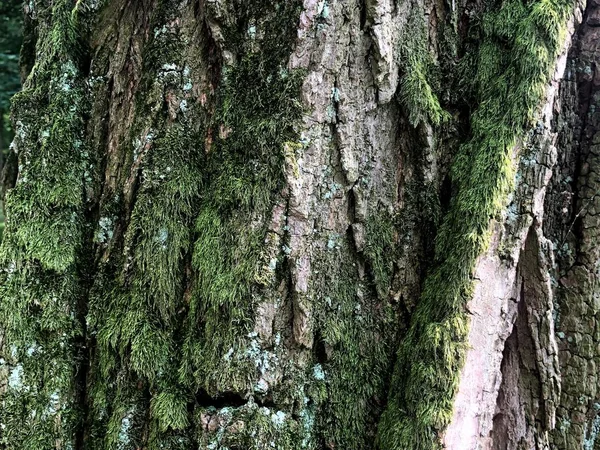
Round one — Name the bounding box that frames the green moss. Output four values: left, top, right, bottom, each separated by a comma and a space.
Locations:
0, 1, 93, 448
313, 238, 397, 450
397, 4, 450, 127
364, 210, 396, 298
85, 1, 305, 448
86, 6, 206, 447
180, 0, 304, 397
378, 0, 573, 447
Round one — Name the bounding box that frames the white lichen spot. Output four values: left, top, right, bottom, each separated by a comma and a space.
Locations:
47, 391, 60, 416
156, 228, 169, 249
331, 87, 340, 102
154, 25, 167, 37
26, 344, 39, 357
584, 414, 600, 450
327, 234, 340, 250
312, 363, 325, 381
97, 217, 114, 244
8, 364, 24, 390
223, 347, 234, 361
244, 333, 279, 376
254, 379, 269, 394
159, 63, 179, 80
271, 411, 286, 427
119, 410, 134, 445
6, 260, 17, 275
180, 99, 188, 113
268, 258, 277, 271
317, 0, 328, 17
300, 398, 316, 448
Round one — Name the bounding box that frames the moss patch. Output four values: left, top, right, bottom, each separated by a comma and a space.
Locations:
0, 1, 92, 448
378, 0, 573, 448
311, 236, 397, 450
397, 2, 449, 127
180, 0, 304, 397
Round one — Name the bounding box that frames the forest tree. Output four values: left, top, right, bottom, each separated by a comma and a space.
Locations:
1, 0, 600, 449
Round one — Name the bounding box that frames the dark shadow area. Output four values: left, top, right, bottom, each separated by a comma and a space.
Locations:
0, 0, 23, 240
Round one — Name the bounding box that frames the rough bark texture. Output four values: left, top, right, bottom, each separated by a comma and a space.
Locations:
1, 0, 600, 449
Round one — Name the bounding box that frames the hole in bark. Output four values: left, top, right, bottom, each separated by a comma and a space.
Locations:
359, 0, 367, 29
196, 389, 248, 408
314, 330, 328, 364
347, 186, 357, 223
440, 174, 452, 214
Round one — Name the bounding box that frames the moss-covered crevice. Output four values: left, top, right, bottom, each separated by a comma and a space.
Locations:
396, 0, 450, 128
82, 0, 307, 448
84, 1, 206, 447
0, 1, 95, 448
181, 0, 304, 397
378, 0, 573, 447
308, 235, 398, 450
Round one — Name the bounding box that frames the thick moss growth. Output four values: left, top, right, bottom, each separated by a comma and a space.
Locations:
397, 1, 449, 127
85, 0, 306, 448
84, 1, 205, 447
311, 236, 397, 450
180, 0, 304, 396
378, 0, 573, 448
364, 210, 397, 299
0, 1, 92, 448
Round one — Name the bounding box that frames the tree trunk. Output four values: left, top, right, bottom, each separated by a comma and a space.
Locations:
1, 0, 599, 449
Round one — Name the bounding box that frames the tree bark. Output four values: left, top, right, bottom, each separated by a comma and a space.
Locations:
1, 0, 599, 449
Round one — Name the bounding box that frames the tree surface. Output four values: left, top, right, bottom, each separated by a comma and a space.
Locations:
0, 0, 599, 449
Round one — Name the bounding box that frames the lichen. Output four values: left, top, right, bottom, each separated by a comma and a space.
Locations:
196, 400, 305, 450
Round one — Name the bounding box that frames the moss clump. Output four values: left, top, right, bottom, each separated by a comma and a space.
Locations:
378, 0, 573, 447
397, 3, 450, 127
364, 209, 397, 298
313, 238, 397, 450
0, 1, 92, 448
180, 0, 304, 397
